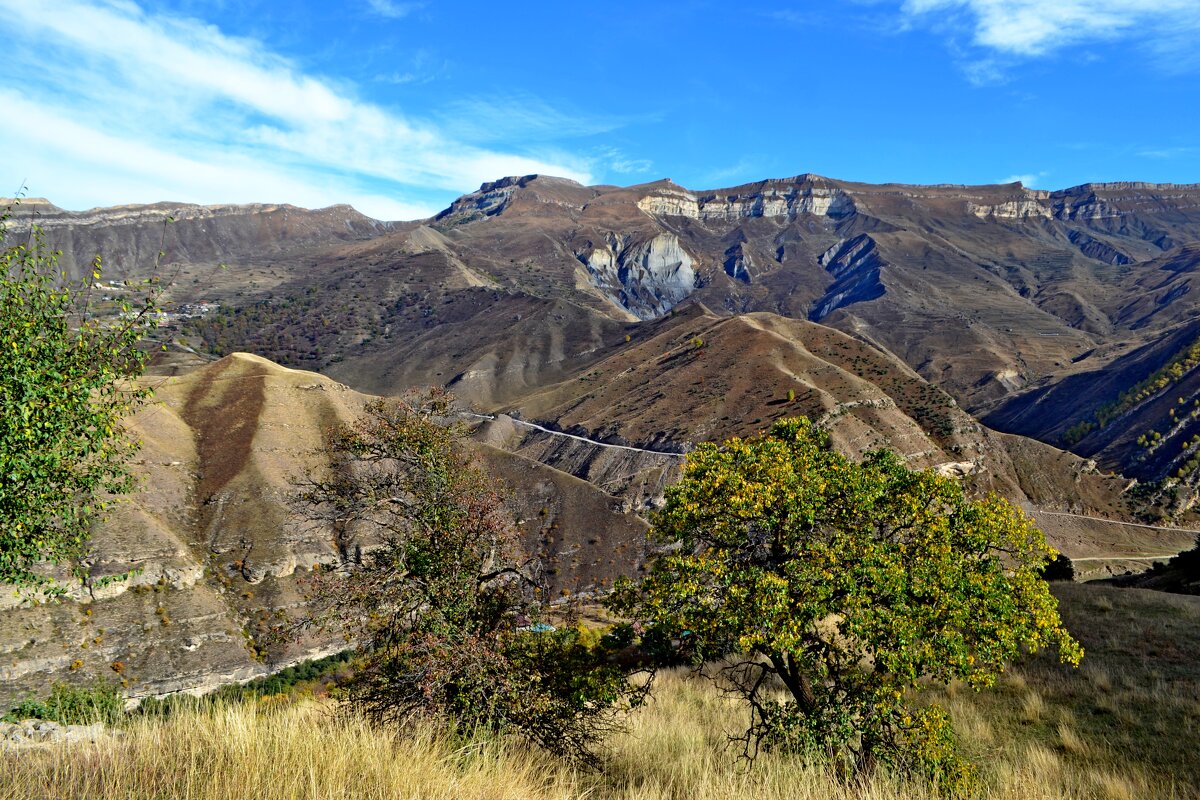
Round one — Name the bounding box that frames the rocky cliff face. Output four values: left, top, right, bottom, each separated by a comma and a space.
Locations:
635, 176, 855, 221
581, 232, 698, 318
2, 199, 392, 284
969, 197, 1054, 220
810, 234, 886, 321
964, 182, 1200, 230
435, 175, 599, 226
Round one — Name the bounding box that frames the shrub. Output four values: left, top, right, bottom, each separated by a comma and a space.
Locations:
4, 679, 125, 725
295, 391, 647, 764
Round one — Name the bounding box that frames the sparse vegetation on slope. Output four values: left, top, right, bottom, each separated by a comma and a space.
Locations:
1062, 335, 1200, 447
2, 680, 125, 726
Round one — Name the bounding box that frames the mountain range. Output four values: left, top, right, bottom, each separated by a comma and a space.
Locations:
16, 174, 1200, 485
6, 173, 1200, 701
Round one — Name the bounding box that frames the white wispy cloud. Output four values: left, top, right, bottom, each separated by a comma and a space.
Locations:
436, 94, 629, 145
374, 48, 448, 86
999, 172, 1047, 187
902, 0, 1200, 72
594, 147, 653, 176
763, 9, 827, 27
962, 57, 1010, 87
610, 156, 654, 175
365, 0, 424, 19
695, 159, 761, 189
0, 0, 595, 219
1137, 146, 1198, 159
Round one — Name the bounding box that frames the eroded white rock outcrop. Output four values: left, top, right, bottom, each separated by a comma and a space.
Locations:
581, 233, 698, 319
968, 198, 1054, 220
809, 234, 886, 320
635, 189, 700, 218
636, 178, 856, 222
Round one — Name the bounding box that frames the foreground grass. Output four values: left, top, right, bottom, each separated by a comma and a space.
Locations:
0, 672, 1169, 800
3, 582, 1197, 799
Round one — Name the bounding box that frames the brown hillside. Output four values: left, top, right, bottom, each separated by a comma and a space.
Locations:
25, 176, 1200, 491
0, 354, 652, 704
495, 304, 1137, 537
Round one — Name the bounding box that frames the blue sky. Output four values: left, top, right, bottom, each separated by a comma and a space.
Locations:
3, 0, 1199, 220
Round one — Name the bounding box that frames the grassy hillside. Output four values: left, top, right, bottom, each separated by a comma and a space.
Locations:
3, 582, 1197, 800
929, 582, 1200, 798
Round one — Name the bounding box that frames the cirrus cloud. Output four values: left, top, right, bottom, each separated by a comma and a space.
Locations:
901, 0, 1200, 76
0, 0, 595, 220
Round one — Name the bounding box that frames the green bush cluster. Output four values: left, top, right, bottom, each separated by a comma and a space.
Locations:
137, 650, 356, 719
4, 652, 359, 727
3, 679, 125, 725
1, 213, 157, 593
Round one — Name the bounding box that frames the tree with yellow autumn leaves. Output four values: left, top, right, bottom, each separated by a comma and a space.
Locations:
609, 417, 1081, 792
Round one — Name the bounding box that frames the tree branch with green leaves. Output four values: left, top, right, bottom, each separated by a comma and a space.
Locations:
1, 204, 160, 596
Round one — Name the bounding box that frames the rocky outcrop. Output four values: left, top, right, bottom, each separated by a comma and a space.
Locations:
1067, 230, 1132, 265
1050, 190, 1120, 222
964, 182, 1200, 227
634, 187, 700, 218
435, 176, 531, 223
723, 240, 755, 283
435, 175, 595, 227
636, 176, 855, 221
0, 719, 112, 748
809, 234, 886, 320
581, 233, 698, 319
968, 198, 1054, 220
699, 182, 855, 221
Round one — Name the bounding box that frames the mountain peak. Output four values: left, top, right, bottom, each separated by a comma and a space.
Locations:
437, 174, 598, 225
476, 174, 584, 193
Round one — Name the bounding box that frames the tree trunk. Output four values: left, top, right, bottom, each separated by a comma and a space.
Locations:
769, 653, 815, 711
855, 737, 879, 779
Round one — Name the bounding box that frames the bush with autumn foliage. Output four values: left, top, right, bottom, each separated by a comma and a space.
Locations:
294, 390, 647, 765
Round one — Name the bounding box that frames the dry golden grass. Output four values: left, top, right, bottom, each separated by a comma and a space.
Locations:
925, 582, 1200, 799
0, 669, 1159, 800
3, 582, 1197, 800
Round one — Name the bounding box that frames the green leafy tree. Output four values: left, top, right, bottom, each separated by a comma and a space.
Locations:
0, 210, 158, 594
296, 390, 647, 765
609, 417, 1081, 790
